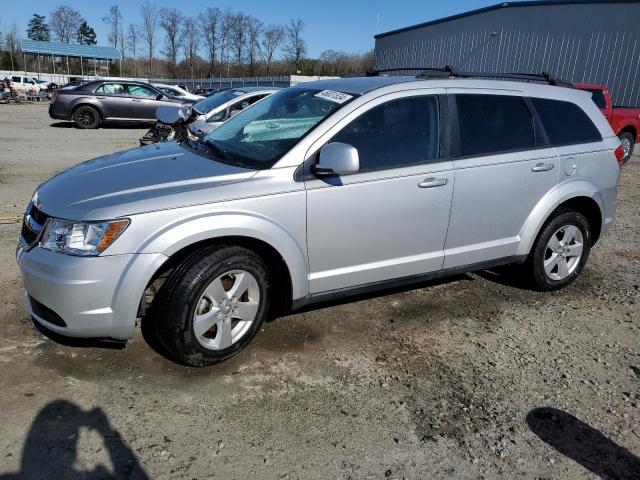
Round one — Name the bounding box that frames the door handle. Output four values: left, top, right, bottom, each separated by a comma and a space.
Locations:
418, 177, 448, 188
131, 99, 142, 102
96, 96, 106, 99
531, 162, 554, 172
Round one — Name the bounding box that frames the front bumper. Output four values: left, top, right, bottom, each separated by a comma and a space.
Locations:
17, 245, 167, 340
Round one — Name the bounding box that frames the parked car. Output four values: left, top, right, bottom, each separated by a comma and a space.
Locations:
139, 87, 279, 145
18, 73, 621, 366
153, 83, 205, 101
576, 84, 640, 162
9, 75, 41, 93
48, 80, 195, 129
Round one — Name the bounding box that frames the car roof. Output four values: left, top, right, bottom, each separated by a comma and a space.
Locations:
232, 86, 280, 93
294, 76, 416, 95
293, 75, 590, 102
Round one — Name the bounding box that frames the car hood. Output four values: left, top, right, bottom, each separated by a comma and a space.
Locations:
34, 142, 258, 220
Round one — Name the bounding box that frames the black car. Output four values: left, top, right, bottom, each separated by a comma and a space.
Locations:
49, 80, 195, 129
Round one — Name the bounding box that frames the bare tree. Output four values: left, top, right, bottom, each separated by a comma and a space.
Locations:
3, 23, 20, 70
218, 9, 234, 77
103, 5, 123, 51
182, 17, 200, 80
127, 24, 139, 76
245, 16, 263, 76
259, 25, 284, 75
230, 13, 247, 75
140, 1, 158, 76
282, 19, 306, 73
159, 8, 185, 78
49, 5, 83, 43
198, 6, 220, 77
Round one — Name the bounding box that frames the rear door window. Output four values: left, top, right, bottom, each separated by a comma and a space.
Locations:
530, 98, 602, 146
128, 84, 158, 98
454, 94, 535, 157
96, 83, 127, 95
330, 95, 440, 172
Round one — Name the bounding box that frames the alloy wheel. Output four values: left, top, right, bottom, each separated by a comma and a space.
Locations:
543, 225, 584, 281
193, 270, 260, 350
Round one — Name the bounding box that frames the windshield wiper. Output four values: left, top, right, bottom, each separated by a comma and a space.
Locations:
203, 139, 234, 163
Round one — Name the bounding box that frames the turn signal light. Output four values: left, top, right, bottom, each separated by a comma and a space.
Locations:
614, 145, 625, 168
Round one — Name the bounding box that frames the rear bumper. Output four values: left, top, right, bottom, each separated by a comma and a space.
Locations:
17, 245, 167, 340
48, 103, 70, 121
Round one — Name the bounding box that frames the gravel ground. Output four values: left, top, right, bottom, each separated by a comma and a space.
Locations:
0, 103, 639, 479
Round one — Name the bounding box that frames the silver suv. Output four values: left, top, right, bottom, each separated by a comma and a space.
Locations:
17, 74, 621, 366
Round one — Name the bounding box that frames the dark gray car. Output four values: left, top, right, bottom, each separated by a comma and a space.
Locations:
49, 80, 194, 129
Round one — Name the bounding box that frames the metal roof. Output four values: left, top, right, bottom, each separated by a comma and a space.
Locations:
374, 0, 640, 38
21, 39, 121, 60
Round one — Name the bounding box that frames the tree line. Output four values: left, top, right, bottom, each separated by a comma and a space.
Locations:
0, 3, 373, 78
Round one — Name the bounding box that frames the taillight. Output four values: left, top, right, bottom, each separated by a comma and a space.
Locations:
614, 145, 625, 168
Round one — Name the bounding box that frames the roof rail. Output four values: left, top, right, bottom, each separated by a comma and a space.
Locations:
367, 66, 573, 87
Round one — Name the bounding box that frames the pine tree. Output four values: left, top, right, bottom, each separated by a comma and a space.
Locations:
27, 14, 51, 41
77, 21, 97, 45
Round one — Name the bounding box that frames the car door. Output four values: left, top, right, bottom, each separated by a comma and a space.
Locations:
443, 90, 559, 269
305, 90, 454, 294
94, 83, 131, 119
126, 84, 162, 119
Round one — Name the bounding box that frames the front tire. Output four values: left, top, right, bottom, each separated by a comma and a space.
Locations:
618, 131, 635, 163
525, 210, 592, 291
73, 105, 101, 129
153, 246, 271, 367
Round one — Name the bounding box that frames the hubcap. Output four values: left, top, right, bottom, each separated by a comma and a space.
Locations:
193, 270, 260, 351
544, 225, 584, 281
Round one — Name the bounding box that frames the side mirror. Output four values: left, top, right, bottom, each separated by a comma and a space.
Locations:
156, 93, 164, 100
313, 142, 360, 177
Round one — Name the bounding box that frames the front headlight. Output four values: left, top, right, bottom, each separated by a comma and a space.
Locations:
41, 218, 130, 256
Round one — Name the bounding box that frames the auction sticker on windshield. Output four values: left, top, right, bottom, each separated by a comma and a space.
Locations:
314, 90, 353, 104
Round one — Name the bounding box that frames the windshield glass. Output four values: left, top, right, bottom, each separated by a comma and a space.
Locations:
202, 87, 356, 169
194, 90, 245, 114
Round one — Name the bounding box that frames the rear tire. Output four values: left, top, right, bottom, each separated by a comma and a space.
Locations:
73, 105, 101, 129
525, 209, 592, 291
153, 246, 271, 367
619, 131, 635, 163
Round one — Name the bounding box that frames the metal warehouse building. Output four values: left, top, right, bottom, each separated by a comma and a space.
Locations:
373, 0, 640, 106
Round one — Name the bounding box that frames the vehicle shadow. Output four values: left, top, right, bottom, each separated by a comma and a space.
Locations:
0, 400, 149, 480
526, 407, 640, 479
50, 122, 151, 130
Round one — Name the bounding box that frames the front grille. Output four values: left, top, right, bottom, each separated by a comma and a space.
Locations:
20, 204, 48, 248
29, 295, 67, 327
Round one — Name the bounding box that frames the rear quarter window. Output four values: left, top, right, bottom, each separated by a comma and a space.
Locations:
530, 98, 602, 146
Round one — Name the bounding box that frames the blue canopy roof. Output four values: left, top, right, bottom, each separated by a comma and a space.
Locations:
21, 39, 121, 60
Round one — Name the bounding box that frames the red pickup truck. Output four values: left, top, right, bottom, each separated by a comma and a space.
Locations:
576, 84, 640, 163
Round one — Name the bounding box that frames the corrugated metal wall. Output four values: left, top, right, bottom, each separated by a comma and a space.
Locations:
374, 2, 640, 106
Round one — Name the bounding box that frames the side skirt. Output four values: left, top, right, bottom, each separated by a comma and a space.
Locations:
291, 255, 528, 311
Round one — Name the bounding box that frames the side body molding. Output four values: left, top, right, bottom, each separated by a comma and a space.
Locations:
516, 179, 605, 256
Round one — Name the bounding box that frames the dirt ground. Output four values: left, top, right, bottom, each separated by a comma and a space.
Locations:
0, 103, 639, 479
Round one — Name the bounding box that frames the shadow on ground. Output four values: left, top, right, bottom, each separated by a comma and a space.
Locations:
0, 400, 149, 480
527, 407, 640, 479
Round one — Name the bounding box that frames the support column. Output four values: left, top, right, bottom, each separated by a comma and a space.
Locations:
66, 56, 70, 76
22, 51, 27, 74
37, 53, 41, 78
80, 57, 83, 77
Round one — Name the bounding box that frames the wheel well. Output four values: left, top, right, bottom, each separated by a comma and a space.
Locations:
71, 103, 102, 119
619, 126, 637, 141
556, 196, 603, 244
139, 236, 293, 320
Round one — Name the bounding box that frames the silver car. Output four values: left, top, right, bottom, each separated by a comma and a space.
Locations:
17, 74, 621, 366
187, 87, 279, 135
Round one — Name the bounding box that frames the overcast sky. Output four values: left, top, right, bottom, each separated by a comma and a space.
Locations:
2, 0, 499, 58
